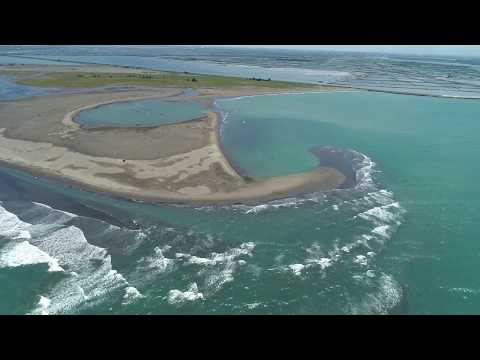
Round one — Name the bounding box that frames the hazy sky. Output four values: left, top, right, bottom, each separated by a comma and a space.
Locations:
215, 45, 480, 57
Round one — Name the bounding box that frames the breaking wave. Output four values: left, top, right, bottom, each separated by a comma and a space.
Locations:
0, 138, 405, 315
0, 200, 132, 314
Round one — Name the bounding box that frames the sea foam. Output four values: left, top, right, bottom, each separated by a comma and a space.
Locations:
29, 296, 52, 315
0, 240, 64, 272
167, 283, 204, 305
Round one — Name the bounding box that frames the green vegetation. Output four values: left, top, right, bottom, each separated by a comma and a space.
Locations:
8, 70, 322, 90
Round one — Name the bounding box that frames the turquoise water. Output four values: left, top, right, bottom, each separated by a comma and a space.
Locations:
219, 91, 480, 313
75, 99, 206, 127
1, 90, 480, 314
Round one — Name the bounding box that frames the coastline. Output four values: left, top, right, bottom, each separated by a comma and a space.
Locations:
0, 157, 344, 206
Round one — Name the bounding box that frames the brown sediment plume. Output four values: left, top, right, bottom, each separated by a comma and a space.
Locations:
310, 146, 357, 189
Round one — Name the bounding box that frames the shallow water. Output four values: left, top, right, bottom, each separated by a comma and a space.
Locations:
2, 89, 479, 314
0, 76, 62, 100
75, 99, 206, 127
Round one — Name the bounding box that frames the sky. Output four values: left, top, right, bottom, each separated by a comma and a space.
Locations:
213, 45, 480, 58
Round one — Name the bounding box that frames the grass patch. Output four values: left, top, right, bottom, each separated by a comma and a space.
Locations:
12, 70, 322, 90
0, 70, 39, 77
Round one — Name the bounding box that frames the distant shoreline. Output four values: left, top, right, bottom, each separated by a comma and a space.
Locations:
324, 82, 480, 100
2, 58, 480, 100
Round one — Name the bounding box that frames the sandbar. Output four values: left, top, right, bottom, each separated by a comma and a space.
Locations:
0, 71, 346, 205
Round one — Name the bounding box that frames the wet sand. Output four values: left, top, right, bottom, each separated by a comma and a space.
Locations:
0, 87, 346, 205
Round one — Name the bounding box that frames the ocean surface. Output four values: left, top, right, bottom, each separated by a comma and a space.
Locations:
1, 47, 480, 314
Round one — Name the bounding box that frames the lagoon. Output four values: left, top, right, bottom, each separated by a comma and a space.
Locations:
75, 99, 206, 128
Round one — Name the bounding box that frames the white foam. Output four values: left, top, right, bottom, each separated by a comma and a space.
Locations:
135, 231, 148, 241
349, 150, 377, 190
242, 198, 302, 215
289, 264, 305, 276
245, 204, 269, 215
448, 287, 479, 296
143, 247, 174, 272
187, 255, 216, 266
122, 286, 144, 305
0, 203, 33, 240
349, 274, 403, 315
245, 302, 262, 310
375, 274, 403, 312
306, 257, 333, 270
26, 225, 128, 314
204, 263, 236, 292
38, 295, 51, 308
367, 189, 395, 205
0, 241, 64, 272
167, 283, 204, 305
353, 255, 368, 266
30, 296, 52, 315
0, 201, 132, 314
182, 242, 255, 267
357, 202, 401, 224
184, 242, 255, 295
371, 225, 391, 238
16, 230, 32, 239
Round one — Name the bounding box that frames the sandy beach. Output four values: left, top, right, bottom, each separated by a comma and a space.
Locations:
0, 75, 346, 204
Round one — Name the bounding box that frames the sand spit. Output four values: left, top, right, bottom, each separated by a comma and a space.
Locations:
0, 88, 345, 205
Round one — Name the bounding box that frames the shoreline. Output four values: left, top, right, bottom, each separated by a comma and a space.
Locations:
0, 158, 344, 207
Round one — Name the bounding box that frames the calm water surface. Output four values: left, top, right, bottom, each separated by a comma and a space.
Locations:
75, 99, 206, 127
